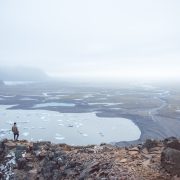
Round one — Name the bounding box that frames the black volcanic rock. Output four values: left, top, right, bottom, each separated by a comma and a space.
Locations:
164, 137, 180, 151
161, 147, 180, 176
142, 139, 158, 151
0, 139, 175, 179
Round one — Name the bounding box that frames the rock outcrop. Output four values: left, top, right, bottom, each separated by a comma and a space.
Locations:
0, 138, 180, 179
161, 137, 180, 176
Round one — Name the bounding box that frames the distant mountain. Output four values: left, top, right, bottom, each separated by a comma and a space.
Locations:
0, 67, 49, 81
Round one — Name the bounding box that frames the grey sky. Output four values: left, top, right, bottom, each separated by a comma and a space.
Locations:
0, 0, 180, 80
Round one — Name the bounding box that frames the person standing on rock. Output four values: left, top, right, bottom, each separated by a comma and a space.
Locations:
12, 122, 19, 141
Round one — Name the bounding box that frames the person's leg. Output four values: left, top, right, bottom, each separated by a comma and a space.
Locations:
14, 133, 16, 140
16, 133, 19, 140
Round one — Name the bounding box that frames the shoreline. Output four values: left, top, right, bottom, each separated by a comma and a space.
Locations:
1, 104, 180, 147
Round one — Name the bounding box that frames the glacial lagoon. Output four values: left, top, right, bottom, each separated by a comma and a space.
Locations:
0, 105, 141, 145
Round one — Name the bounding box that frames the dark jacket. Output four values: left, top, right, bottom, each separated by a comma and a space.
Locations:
12, 125, 19, 134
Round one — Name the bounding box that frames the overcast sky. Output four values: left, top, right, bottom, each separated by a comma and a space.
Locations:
0, 0, 180, 80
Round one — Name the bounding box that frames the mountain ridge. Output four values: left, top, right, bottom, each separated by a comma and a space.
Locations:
0, 67, 49, 81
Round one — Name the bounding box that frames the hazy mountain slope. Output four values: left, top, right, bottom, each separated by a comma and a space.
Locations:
0, 67, 49, 81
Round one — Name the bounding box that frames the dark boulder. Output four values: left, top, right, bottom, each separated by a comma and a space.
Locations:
48, 152, 55, 160
79, 161, 100, 179
16, 144, 28, 151
163, 137, 180, 151
0, 171, 3, 179
41, 160, 57, 179
15, 150, 23, 160
17, 158, 27, 170
161, 147, 180, 176
142, 139, 158, 151
24, 163, 34, 171
32, 141, 51, 151
0, 139, 7, 160
0, 139, 7, 149
52, 169, 62, 180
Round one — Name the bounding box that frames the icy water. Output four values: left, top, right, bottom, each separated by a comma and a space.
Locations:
0, 105, 141, 145
33, 102, 75, 108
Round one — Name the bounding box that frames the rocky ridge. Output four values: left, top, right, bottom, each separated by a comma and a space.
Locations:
0, 138, 180, 180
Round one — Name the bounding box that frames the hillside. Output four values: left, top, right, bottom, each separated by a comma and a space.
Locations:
0, 138, 180, 179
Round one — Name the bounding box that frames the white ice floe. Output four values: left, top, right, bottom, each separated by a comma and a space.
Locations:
75, 125, 80, 128
22, 132, 29, 136
33, 102, 75, 108
1, 95, 15, 98
57, 94, 67, 97
20, 98, 37, 101
84, 94, 94, 98
88, 102, 123, 106
74, 122, 83, 128
58, 123, 64, 126
106, 94, 114, 97
46, 97, 60, 100
55, 133, 65, 140
82, 133, 88, 137
110, 108, 122, 110
55, 137, 65, 140
42, 93, 49, 97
